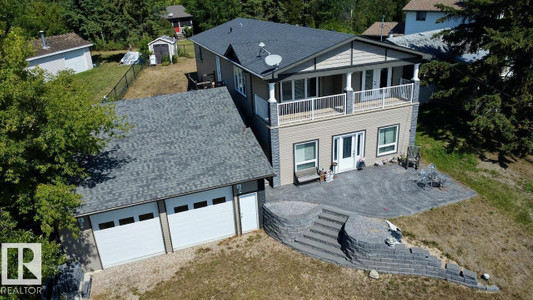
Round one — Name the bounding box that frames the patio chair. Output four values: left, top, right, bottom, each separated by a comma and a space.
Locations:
405, 146, 421, 170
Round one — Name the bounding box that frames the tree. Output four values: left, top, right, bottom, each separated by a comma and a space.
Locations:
0, 0, 70, 37
424, 0, 533, 155
0, 29, 128, 277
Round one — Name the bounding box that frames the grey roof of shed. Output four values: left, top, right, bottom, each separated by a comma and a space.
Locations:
75, 88, 274, 216
189, 18, 354, 78
164, 5, 192, 19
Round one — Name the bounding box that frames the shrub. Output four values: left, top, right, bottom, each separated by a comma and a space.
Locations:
161, 55, 170, 66
182, 27, 193, 38
171, 55, 178, 63
138, 36, 152, 62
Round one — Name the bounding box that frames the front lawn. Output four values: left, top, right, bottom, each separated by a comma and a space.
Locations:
71, 50, 130, 104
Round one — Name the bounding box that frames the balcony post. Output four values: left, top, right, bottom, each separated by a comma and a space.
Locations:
268, 82, 279, 127
411, 64, 420, 104
344, 72, 354, 114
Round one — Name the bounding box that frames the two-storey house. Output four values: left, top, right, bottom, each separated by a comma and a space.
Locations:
190, 18, 429, 187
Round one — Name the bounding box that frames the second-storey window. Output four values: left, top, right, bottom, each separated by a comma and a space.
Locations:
416, 11, 426, 21
280, 78, 318, 101
294, 141, 318, 171
378, 125, 399, 155
233, 66, 246, 97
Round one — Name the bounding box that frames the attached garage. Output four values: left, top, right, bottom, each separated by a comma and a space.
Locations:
90, 203, 165, 268
166, 187, 236, 250
69, 89, 273, 271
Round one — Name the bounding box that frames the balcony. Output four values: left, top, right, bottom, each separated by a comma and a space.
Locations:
353, 83, 413, 112
275, 84, 413, 125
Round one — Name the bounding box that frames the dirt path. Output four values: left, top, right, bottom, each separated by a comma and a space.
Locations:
123, 57, 196, 100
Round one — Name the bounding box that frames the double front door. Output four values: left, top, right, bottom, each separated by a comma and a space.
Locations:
334, 131, 365, 172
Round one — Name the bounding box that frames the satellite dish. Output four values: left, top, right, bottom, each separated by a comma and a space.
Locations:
265, 54, 282, 67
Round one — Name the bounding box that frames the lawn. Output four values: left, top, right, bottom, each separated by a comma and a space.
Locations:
71, 50, 130, 104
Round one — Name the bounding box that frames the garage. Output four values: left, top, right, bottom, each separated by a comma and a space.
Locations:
90, 202, 165, 268
149, 35, 178, 64
166, 187, 236, 250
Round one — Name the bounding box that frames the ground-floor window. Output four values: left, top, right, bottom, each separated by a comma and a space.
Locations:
377, 125, 399, 155
281, 78, 318, 101
294, 140, 318, 171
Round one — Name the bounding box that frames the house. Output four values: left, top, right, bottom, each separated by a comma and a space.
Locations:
163, 5, 193, 38
27, 32, 93, 76
189, 18, 429, 187
361, 22, 404, 40
62, 88, 273, 270
148, 35, 178, 64
403, 0, 465, 35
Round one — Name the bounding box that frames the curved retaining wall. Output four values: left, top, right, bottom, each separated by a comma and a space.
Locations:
263, 202, 321, 243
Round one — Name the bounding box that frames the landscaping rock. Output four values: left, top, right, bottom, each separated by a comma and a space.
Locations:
369, 269, 380, 279
482, 273, 490, 280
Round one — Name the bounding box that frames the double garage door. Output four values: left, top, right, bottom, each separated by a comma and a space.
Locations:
91, 187, 259, 268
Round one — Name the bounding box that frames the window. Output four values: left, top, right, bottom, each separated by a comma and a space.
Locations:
233, 66, 246, 96
174, 205, 189, 213
378, 125, 399, 155
193, 201, 208, 209
416, 11, 426, 21
280, 78, 318, 101
197, 47, 203, 61
139, 213, 154, 221
212, 197, 226, 205
294, 141, 318, 171
119, 217, 135, 226
98, 221, 115, 230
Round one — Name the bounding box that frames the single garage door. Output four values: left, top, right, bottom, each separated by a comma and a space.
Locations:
166, 187, 235, 250
90, 202, 166, 268
153, 44, 170, 64
64, 49, 87, 73
239, 192, 259, 233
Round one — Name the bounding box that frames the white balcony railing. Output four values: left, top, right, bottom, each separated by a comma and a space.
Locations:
353, 83, 413, 112
277, 93, 346, 125
254, 94, 270, 122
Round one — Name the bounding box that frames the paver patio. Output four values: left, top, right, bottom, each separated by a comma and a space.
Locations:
265, 163, 477, 218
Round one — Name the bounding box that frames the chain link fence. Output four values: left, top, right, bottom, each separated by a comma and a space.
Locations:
103, 61, 147, 102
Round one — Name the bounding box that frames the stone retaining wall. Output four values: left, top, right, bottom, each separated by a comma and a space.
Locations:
263, 202, 321, 243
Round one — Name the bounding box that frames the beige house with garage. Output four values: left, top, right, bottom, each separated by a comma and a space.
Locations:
190, 18, 429, 187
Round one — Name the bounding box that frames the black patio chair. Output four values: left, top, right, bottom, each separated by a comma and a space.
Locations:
406, 146, 421, 169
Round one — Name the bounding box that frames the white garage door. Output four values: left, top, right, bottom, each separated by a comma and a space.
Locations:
166, 187, 235, 250
239, 192, 259, 233
90, 202, 166, 268
64, 49, 87, 73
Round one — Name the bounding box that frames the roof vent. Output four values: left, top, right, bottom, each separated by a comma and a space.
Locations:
39, 30, 50, 49
168, 13, 174, 17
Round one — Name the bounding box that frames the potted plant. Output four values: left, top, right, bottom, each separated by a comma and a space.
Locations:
357, 157, 366, 170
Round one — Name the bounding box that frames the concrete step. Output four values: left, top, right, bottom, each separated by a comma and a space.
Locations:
322, 208, 350, 219
314, 218, 343, 231
302, 231, 339, 247
318, 212, 348, 225
309, 225, 339, 239
294, 237, 345, 258
288, 241, 352, 267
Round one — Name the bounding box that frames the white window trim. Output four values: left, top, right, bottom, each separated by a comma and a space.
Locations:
377, 125, 399, 156
280, 77, 319, 102
416, 11, 426, 21
294, 140, 318, 171
233, 65, 246, 97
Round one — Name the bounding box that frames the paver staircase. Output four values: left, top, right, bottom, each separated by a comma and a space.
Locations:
288, 209, 353, 267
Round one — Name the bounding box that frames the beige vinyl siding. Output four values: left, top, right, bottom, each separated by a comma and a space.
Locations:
195, 45, 217, 80
277, 105, 414, 185
285, 59, 315, 74
387, 50, 415, 61
157, 200, 173, 253
392, 66, 404, 85
353, 41, 386, 64
315, 43, 352, 70
60, 216, 103, 271
351, 71, 362, 91
252, 75, 269, 100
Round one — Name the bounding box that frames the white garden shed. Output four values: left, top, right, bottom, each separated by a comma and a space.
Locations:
148, 35, 178, 64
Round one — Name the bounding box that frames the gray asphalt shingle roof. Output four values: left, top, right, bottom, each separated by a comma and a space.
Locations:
189, 18, 354, 78
76, 88, 274, 216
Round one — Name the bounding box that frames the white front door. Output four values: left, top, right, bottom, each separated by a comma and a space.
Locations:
362, 69, 382, 101
334, 131, 365, 172
239, 192, 259, 233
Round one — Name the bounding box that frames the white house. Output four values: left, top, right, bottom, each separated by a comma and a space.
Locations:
403, 0, 465, 35
27, 32, 93, 76
148, 35, 178, 64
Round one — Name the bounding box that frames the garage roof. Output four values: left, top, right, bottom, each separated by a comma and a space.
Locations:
76, 88, 274, 216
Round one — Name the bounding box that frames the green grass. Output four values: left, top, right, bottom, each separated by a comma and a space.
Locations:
416, 104, 533, 230
71, 51, 130, 104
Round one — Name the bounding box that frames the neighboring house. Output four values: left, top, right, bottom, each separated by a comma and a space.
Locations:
163, 5, 193, 38
27, 32, 93, 76
362, 22, 404, 40
190, 18, 429, 187
403, 0, 465, 35
148, 35, 178, 64
62, 88, 273, 270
